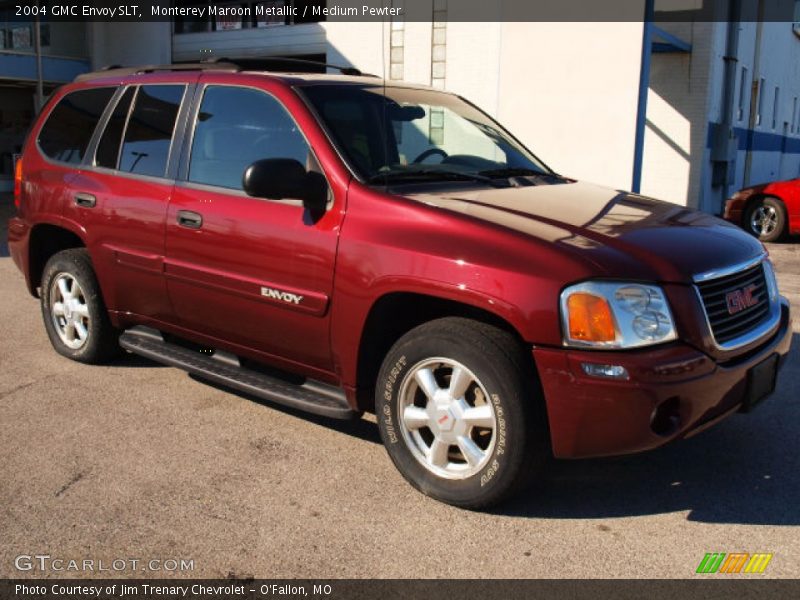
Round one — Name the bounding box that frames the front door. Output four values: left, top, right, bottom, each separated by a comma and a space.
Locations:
165, 80, 343, 375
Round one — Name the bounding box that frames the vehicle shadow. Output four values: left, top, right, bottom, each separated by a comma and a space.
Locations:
113, 352, 168, 368
115, 329, 797, 523
0, 199, 11, 258
497, 332, 800, 526
187, 373, 383, 445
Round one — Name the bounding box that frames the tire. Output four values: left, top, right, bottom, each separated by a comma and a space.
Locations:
744, 196, 787, 243
375, 317, 549, 509
40, 248, 121, 364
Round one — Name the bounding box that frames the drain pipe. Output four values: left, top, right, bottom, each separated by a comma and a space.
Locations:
710, 0, 741, 210
631, 0, 654, 194
743, 0, 765, 187
33, 10, 44, 111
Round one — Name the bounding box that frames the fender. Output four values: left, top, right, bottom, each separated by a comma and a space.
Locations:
19, 215, 89, 297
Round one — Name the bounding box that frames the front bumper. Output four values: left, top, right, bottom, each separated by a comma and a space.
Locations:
534, 299, 792, 459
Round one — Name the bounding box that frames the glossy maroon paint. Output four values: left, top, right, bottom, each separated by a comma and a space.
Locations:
723, 177, 800, 235
7, 71, 794, 459
535, 301, 792, 458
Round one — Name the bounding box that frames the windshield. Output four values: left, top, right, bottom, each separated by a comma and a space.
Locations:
299, 84, 552, 184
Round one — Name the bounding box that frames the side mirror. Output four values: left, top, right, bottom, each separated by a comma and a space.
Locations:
242, 158, 328, 216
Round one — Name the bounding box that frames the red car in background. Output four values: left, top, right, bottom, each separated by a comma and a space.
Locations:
724, 177, 800, 242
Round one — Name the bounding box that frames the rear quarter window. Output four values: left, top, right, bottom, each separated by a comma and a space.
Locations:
37, 87, 116, 164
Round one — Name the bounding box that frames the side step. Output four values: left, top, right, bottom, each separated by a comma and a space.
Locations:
119, 327, 359, 420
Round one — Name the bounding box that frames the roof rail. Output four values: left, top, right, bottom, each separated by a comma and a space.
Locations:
74, 57, 376, 83
74, 61, 240, 82
213, 56, 373, 76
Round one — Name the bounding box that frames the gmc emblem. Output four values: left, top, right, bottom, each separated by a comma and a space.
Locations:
725, 284, 760, 315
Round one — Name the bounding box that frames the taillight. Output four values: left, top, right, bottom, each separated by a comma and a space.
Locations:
13, 157, 23, 209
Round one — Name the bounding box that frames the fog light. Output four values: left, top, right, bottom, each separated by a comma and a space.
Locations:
581, 363, 629, 380
650, 397, 681, 436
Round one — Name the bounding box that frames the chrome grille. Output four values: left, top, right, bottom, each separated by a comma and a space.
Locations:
696, 263, 770, 345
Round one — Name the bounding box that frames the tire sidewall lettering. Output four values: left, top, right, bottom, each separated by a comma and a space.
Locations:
382, 355, 407, 444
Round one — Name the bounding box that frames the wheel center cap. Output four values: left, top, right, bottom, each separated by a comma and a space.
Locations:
63, 302, 73, 320
435, 407, 457, 432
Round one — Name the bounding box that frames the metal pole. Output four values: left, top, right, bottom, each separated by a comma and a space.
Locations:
717, 0, 741, 204
743, 0, 765, 187
631, 0, 654, 194
33, 5, 44, 112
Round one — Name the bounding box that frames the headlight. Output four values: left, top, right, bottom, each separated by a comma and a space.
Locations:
560, 282, 678, 348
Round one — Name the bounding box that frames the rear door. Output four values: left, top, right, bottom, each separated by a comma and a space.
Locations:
66, 81, 192, 322
164, 78, 343, 375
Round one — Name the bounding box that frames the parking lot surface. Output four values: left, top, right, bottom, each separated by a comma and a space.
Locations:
1, 200, 798, 578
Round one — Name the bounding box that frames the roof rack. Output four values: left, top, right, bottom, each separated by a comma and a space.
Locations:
74, 61, 239, 82
215, 56, 373, 76
74, 57, 375, 82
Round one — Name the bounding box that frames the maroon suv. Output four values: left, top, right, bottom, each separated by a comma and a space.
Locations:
8, 62, 793, 508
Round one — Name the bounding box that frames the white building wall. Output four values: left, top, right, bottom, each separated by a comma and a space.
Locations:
642, 22, 717, 210
495, 22, 643, 191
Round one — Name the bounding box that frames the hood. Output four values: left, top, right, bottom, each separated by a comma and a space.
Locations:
403, 180, 765, 283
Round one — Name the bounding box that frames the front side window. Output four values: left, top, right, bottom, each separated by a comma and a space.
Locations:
38, 87, 115, 164
300, 84, 551, 184
119, 85, 185, 178
188, 85, 311, 190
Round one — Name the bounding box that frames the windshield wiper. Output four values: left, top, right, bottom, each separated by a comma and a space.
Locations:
477, 167, 554, 179
367, 168, 505, 187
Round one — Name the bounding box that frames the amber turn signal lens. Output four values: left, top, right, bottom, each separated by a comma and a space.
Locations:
567, 292, 617, 342
13, 157, 22, 209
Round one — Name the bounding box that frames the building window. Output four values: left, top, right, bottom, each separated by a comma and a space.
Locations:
173, 1, 324, 34
0, 8, 50, 50
772, 86, 780, 130
756, 78, 766, 126
793, 97, 798, 133
737, 66, 748, 122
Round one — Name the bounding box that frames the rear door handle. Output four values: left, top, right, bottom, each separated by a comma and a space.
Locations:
177, 210, 203, 229
74, 192, 96, 208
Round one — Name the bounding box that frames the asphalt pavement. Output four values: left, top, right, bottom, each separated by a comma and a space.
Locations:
1, 199, 798, 579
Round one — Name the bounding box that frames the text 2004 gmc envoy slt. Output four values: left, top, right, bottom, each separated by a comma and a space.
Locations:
8, 62, 793, 508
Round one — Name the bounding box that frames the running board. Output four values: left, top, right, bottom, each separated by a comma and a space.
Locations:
119, 327, 359, 420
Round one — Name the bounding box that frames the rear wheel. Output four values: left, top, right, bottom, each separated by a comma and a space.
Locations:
375, 317, 548, 509
40, 249, 121, 364
745, 196, 786, 243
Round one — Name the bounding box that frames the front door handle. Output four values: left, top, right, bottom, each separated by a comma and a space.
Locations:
74, 192, 96, 208
177, 210, 203, 229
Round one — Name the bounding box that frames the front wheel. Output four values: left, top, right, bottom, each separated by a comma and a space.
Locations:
376, 317, 548, 509
744, 196, 786, 243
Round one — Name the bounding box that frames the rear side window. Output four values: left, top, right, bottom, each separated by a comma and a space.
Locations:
119, 85, 185, 178
188, 86, 311, 190
95, 87, 135, 169
38, 88, 115, 164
